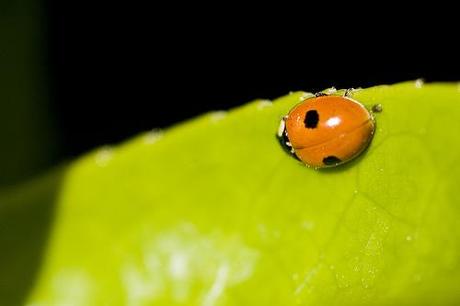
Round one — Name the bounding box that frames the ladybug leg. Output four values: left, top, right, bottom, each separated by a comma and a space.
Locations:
344, 88, 355, 97
315, 87, 336, 97
372, 104, 383, 113
315, 92, 328, 97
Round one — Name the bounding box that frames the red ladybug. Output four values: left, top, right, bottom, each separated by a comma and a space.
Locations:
278, 93, 379, 168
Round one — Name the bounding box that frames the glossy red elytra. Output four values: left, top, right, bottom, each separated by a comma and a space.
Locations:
278, 90, 381, 168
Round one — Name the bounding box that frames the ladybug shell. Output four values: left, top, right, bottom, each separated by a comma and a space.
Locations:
285, 95, 375, 168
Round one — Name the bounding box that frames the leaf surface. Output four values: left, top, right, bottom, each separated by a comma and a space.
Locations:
3, 81, 460, 305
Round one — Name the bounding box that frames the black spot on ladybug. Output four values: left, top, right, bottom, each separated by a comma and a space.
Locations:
323, 156, 342, 165
304, 110, 319, 129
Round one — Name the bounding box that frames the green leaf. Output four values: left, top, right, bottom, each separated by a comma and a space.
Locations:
2, 81, 460, 305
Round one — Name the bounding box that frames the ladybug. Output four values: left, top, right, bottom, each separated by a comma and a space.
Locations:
277, 91, 380, 168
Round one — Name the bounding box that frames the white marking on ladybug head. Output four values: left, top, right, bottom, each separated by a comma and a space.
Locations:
277, 118, 286, 137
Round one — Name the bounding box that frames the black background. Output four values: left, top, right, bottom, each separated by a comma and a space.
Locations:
45, 3, 459, 159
